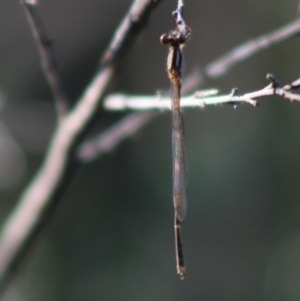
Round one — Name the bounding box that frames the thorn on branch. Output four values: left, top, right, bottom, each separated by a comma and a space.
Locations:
265, 74, 300, 103
230, 88, 239, 96
266, 73, 280, 88
229, 88, 239, 108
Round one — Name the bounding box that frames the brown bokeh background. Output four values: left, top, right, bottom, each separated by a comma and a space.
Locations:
1, 0, 300, 300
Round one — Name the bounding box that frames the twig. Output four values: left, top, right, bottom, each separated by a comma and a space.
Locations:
0, 0, 162, 295
206, 19, 300, 78
78, 111, 156, 162
21, 0, 70, 117
103, 89, 256, 109
184, 18, 300, 90
104, 74, 300, 110
100, 0, 162, 67
283, 76, 300, 90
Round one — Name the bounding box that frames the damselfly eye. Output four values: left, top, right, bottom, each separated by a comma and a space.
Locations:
160, 33, 170, 45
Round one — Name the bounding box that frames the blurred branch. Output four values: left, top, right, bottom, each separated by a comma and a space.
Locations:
78, 111, 156, 162
205, 19, 300, 78
77, 86, 253, 162
184, 18, 300, 89
0, 122, 26, 189
21, 0, 70, 117
100, 0, 161, 67
283, 76, 300, 90
0, 0, 162, 295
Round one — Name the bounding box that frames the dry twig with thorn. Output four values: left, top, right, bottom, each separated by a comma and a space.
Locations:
104, 74, 300, 110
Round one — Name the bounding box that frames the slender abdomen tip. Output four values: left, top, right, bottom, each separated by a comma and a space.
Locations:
178, 267, 185, 280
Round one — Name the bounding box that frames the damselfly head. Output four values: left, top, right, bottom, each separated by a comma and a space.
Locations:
160, 33, 171, 45
160, 30, 186, 47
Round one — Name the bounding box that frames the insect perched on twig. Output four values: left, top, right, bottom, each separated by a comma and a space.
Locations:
160, 1, 191, 280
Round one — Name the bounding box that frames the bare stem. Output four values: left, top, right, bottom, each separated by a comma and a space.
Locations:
206, 19, 300, 78
78, 111, 156, 162
21, 0, 70, 117
102, 89, 250, 109
184, 18, 300, 90
104, 74, 300, 111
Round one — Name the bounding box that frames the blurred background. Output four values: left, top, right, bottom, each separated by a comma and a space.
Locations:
0, 0, 300, 300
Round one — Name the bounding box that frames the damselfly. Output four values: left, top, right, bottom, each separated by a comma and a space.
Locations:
160, 3, 191, 279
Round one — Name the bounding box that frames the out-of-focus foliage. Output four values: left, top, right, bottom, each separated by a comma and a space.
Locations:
0, 0, 300, 300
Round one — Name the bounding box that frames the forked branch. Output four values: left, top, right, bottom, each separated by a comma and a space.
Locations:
0, 0, 162, 295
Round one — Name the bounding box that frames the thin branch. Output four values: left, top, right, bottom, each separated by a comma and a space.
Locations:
103, 89, 256, 110
21, 0, 70, 117
0, 0, 162, 294
184, 18, 300, 90
283, 76, 300, 90
104, 75, 300, 110
78, 111, 156, 162
100, 0, 162, 67
206, 19, 300, 78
